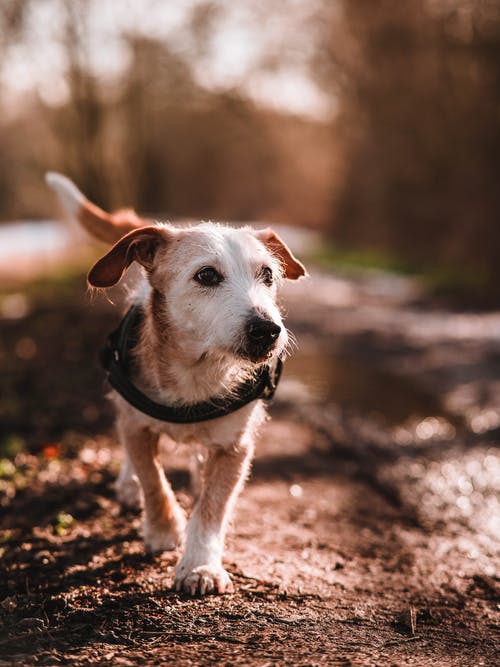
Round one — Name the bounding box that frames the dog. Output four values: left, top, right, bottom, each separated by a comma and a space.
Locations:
46, 172, 307, 596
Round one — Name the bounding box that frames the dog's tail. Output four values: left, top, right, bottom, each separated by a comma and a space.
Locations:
45, 172, 147, 244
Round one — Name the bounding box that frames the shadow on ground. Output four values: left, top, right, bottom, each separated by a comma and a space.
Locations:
1, 268, 499, 665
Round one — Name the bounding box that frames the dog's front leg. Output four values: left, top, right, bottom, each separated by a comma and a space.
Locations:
119, 422, 186, 552
174, 437, 254, 595
115, 451, 142, 509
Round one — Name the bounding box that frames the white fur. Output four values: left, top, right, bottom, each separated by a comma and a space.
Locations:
45, 172, 85, 217
143, 224, 287, 403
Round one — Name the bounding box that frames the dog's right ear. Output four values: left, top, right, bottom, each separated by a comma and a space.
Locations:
88, 226, 170, 287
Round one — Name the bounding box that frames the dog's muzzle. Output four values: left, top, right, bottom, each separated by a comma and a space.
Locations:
243, 315, 281, 362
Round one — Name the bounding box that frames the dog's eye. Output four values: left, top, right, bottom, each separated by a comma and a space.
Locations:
261, 267, 273, 286
194, 266, 223, 286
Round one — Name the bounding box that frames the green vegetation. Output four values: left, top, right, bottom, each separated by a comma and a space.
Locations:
313, 244, 417, 276
0, 436, 25, 459
313, 242, 493, 303
55, 511, 75, 535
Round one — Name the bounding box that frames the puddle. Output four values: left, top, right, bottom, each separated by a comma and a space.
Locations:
0, 220, 84, 281
380, 446, 500, 553
284, 344, 499, 552
283, 346, 500, 555
0, 221, 73, 261
283, 347, 450, 428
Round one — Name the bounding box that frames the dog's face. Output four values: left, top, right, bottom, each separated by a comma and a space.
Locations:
157, 225, 288, 363
88, 223, 306, 365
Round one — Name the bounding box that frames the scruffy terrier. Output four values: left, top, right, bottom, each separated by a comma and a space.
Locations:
47, 172, 306, 595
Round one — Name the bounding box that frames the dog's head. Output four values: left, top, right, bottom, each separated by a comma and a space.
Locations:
88, 223, 307, 365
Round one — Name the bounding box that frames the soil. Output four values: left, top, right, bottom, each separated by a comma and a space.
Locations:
0, 268, 499, 666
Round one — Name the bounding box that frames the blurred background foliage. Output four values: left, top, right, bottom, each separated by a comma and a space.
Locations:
1, 0, 499, 298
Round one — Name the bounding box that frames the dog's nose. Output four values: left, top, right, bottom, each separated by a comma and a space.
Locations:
246, 317, 281, 346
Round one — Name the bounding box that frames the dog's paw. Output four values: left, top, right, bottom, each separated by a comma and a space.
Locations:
174, 565, 233, 596
116, 476, 142, 510
143, 514, 186, 554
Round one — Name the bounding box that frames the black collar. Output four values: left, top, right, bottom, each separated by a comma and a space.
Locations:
99, 305, 283, 424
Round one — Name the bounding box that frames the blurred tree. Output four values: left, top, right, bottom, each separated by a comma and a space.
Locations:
316, 0, 500, 293
0, 0, 30, 216
54, 0, 112, 206
0, 0, 332, 226
0, 0, 333, 226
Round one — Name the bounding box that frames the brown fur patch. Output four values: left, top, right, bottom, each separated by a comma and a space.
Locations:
253, 228, 307, 280
79, 200, 150, 244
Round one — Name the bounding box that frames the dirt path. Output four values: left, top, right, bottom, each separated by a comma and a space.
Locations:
1, 268, 499, 665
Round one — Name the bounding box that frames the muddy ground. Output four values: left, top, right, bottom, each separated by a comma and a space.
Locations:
0, 267, 499, 666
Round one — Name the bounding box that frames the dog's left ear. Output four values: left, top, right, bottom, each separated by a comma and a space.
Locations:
88, 225, 170, 287
254, 228, 308, 280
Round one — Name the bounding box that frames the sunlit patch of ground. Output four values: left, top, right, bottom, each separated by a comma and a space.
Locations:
1, 262, 499, 665
1, 418, 498, 666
